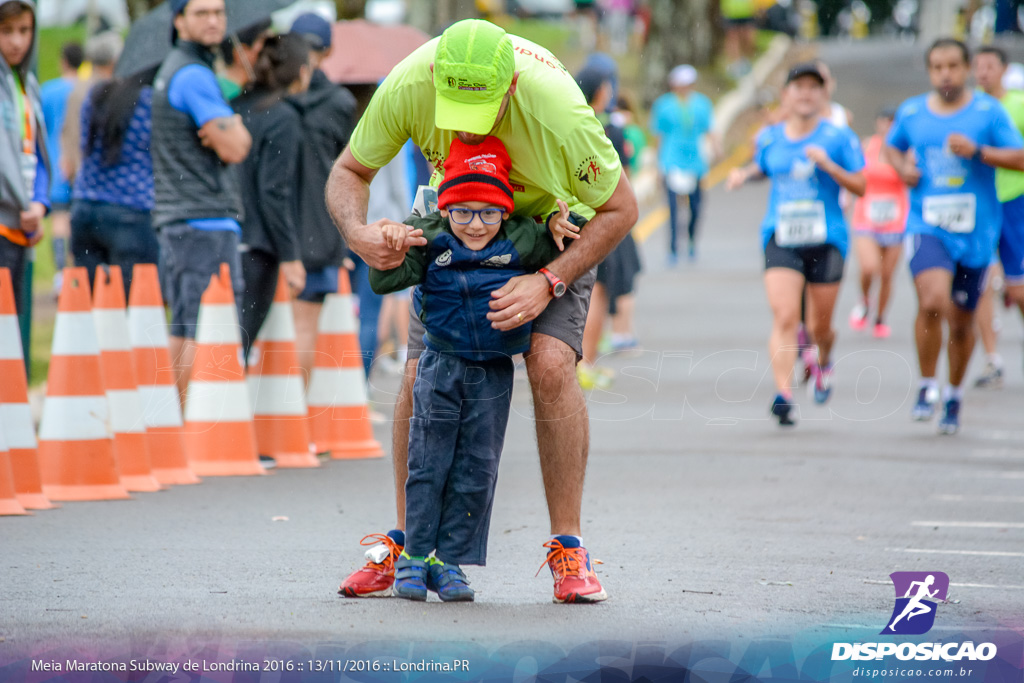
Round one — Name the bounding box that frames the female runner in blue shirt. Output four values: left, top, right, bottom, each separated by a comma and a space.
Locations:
728, 63, 866, 427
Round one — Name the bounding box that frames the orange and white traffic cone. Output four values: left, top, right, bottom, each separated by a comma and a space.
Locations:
94, 266, 161, 492
0, 267, 54, 510
247, 271, 318, 468
128, 264, 198, 485
38, 267, 129, 501
183, 263, 262, 476
307, 269, 383, 459
0, 428, 29, 515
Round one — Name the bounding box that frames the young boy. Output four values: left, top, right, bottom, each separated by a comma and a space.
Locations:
0, 0, 50, 343
369, 136, 579, 602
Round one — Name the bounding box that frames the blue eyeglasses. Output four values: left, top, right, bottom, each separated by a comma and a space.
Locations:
448, 208, 504, 225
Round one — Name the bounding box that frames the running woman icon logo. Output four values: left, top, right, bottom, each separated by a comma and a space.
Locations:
881, 571, 949, 635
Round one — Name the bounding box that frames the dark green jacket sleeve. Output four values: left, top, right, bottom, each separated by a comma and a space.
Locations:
367, 213, 442, 294
504, 215, 564, 272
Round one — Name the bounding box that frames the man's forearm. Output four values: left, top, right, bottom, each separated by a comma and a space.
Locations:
326, 154, 371, 251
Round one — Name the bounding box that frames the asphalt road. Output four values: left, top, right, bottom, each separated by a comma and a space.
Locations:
2, 38, 1022, 673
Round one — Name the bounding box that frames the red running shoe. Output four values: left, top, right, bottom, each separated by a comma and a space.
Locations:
538, 537, 608, 603
337, 531, 404, 598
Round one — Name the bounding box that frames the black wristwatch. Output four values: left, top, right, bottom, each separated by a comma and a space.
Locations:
539, 268, 566, 298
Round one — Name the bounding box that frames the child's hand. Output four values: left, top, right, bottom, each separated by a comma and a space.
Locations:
381, 222, 411, 251
547, 199, 581, 252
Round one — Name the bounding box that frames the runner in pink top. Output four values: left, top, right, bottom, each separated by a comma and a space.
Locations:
850, 107, 909, 338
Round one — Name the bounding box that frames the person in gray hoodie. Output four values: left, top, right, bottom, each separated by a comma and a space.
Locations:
0, 0, 50, 348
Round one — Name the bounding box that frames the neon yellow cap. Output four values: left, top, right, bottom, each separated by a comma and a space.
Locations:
433, 20, 514, 135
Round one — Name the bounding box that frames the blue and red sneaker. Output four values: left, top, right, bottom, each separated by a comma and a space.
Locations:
337, 530, 404, 598
538, 536, 608, 604
393, 554, 429, 601
427, 561, 475, 602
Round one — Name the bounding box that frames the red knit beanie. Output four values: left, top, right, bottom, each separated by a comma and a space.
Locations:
438, 136, 515, 213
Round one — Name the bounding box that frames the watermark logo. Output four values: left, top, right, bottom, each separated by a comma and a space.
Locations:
881, 571, 949, 635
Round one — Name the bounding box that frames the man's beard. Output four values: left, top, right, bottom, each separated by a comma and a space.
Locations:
937, 84, 964, 103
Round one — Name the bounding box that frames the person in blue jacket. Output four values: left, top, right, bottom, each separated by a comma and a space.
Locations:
369, 136, 578, 603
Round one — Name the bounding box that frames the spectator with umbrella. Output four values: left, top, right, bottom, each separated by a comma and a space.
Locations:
151, 0, 252, 403
234, 33, 311, 364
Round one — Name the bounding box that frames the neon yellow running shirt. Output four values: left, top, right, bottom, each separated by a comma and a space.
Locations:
348, 35, 621, 220
996, 89, 1024, 202
721, 0, 756, 20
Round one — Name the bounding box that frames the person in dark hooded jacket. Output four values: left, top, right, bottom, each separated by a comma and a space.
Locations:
233, 33, 311, 363
287, 12, 357, 377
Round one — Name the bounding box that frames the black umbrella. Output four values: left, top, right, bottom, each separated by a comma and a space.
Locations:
114, 2, 171, 78
115, 0, 296, 79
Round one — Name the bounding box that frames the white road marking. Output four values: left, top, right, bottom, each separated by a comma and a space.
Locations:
864, 579, 1024, 589
970, 448, 1024, 459
886, 547, 1024, 557
964, 470, 1024, 479
911, 521, 1024, 529
931, 494, 1024, 503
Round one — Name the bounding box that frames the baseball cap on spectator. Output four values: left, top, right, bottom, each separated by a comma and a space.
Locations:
438, 137, 514, 214
170, 0, 190, 44
432, 19, 515, 136
290, 12, 332, 51
785, 62, 825, 85
668, 64, 697, 88
575, 68, 607, 105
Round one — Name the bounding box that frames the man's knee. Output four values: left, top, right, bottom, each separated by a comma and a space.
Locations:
917, 290, 947, 318
525, 336, 577, 405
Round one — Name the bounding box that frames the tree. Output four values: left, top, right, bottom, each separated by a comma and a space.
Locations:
128, 0, 162, 20
641, 0, 718, 105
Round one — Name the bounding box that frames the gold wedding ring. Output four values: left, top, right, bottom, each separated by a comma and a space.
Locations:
517, 312, 524, 322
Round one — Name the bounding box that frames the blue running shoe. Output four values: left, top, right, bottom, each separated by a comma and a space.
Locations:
393, 555, 428, 601
938, 399, 960, 435
770, 394, 796, 427
911, 387, 938, 421
427, 562, 474, 602
813, 365, 833, 404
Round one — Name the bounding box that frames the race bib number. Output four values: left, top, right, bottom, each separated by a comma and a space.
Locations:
867, 197, 899, 226
776, 200, 827, 246
923, 193, 975, 233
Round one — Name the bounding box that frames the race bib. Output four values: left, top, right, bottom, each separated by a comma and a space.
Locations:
411, 185, 438, 217
20, 151, 36, 197
867, 196, 899, 226
922, 193, 975, 233
666, 169, 698, 195
776, 200, 827, 246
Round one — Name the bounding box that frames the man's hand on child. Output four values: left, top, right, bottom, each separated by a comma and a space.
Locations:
368, 219, 426, 269
381, 222, 411, 251
487, 273, 552, 331
547, 199, 581, 252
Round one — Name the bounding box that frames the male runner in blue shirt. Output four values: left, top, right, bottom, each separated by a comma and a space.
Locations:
886, 38, 1024, 434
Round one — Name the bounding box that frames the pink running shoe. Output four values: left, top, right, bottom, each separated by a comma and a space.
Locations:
849, 301, 869, 331
873, 323, 891, 339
